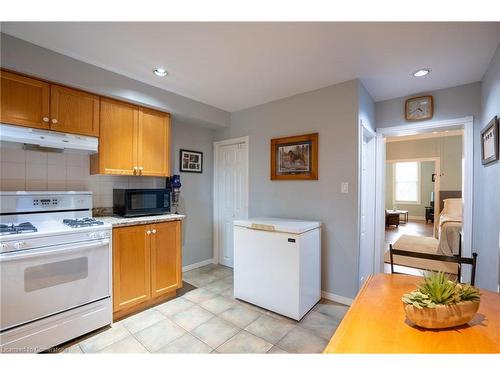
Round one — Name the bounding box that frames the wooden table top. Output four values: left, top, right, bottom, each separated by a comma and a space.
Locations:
324, 273, 500, 353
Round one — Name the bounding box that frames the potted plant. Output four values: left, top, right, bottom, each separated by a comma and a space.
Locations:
402, 272, 481, 329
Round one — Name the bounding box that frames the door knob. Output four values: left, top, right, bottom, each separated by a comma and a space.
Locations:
51, 119, 58, 124
146, 230, 151, 235
152, 229, 157, 234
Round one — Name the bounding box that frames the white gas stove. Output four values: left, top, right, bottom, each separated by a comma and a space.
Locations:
0, 191, 112, 353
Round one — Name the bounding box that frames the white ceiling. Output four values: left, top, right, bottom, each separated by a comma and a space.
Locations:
2, 22, 499, 112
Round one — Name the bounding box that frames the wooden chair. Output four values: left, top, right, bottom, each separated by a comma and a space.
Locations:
389, 234, 478, 285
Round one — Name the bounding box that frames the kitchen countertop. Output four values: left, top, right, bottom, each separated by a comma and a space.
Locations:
98, 214, 185, 228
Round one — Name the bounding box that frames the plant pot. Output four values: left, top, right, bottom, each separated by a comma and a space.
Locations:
404, 300, 480, 329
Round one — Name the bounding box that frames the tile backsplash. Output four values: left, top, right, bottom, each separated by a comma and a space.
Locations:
0, 142, 165, 208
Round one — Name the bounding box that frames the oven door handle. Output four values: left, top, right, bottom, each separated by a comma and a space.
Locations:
0, 239, 110, 262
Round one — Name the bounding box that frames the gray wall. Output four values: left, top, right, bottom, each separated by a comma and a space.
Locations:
376, 82, 481, 127
477, 42, 500, 291
171, 121, 215, 266
215, 80, 362, 299
0, 33, 230, 129
386, 136, 463, 190
385, 160, 435, 217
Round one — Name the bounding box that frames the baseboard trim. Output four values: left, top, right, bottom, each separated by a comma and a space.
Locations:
321, 291, 354, 306
182, 258, 215, 272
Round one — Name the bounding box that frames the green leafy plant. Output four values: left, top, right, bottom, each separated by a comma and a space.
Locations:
402, 272, 480, 309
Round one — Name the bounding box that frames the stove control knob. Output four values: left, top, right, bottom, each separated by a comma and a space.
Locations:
0, 243, 10, 251
14, 242, 27, 250
88, 232, 98, 240
99, 232, 108, 239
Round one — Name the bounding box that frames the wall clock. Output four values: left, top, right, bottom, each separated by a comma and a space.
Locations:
405, 95, 434, 121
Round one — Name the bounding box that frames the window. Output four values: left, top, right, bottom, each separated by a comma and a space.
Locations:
393, 161, 420, 204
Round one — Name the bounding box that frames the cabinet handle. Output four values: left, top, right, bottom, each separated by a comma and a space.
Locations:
146, 230, 151, 235
51, 119, 58, 124
42, 117, 49, 122
133, 166, 138, 175
139, 166, 144, 171
152, 229, 157, 234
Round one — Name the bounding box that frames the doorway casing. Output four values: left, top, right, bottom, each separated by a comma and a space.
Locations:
374, 116, 474, 279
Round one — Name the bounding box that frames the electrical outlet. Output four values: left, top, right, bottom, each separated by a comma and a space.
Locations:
341, 182, 349, 194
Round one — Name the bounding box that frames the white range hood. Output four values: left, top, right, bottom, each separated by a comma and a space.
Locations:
0, 124, 98, 152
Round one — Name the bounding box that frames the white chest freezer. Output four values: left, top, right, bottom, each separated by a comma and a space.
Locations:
233, 217, 321, 320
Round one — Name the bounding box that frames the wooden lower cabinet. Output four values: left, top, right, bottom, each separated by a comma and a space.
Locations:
112, 221, 182, 320
151, 221, 182, 298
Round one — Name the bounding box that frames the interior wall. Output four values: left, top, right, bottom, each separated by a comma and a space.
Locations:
170, 121, 215, 266
385, 160, 435, 218
386, 135, 463, 190
477, 42, 500, 291
215, 79, 362, 299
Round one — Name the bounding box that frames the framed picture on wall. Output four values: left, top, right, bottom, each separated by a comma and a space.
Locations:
180, 149, 203, 173
270, 133, 318, 180
481, 116, 499, 166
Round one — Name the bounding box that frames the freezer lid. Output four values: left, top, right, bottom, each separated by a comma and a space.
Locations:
233, 217, 321, 234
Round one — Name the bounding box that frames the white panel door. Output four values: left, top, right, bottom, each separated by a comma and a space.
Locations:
217, 142, 248, 267
358, 128, 376, 288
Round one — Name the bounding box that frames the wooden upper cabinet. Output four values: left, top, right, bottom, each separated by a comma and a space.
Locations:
150, 221, 182, 298
50, 85, 100, 136
0, 70, 50, 129
112, 224, 152, 313
138, 108, 170, 176
91, 98, 138, 175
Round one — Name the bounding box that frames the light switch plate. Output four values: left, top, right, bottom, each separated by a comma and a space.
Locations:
341, 182, 349, 194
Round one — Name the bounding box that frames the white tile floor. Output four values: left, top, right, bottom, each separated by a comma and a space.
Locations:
57, 264, 349, 354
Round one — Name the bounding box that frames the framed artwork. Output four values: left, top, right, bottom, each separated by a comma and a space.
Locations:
481, 116, 499, 166
270, 133, 318, 180
180, 149, 203, 173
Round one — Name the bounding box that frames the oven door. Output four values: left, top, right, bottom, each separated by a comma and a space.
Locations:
0, 239, 110, 331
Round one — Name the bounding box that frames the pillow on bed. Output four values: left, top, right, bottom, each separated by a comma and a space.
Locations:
442, 198, 462, 219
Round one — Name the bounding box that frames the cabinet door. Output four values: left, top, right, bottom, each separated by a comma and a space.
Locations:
137, 108, 170, 176
113, 225, 151, 313
97, 98, 139, 175
0, 70, 50, 129
50, 85, 100, 136
150, 221, 182, 298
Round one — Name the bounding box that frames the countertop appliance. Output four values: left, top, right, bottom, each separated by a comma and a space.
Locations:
233, 217, 321, 320
0, 191, 112, 353
113, 188, 170, 217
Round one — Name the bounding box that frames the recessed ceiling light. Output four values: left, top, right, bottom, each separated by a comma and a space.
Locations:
412, 68, 431, 77
153, 68, 168, 77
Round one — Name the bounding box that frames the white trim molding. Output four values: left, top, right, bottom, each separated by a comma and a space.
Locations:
375, 116, 474, 281
182, 258, 215, 272
213, 136, 250, 267
321, 290, 354, 306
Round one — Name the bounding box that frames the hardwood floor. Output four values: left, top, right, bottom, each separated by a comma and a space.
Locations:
385, 219, 434, 248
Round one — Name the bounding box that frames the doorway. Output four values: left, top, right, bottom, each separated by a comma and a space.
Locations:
213, 136, 249, 267
374, 117, 474, 280
358, 123, 376, 288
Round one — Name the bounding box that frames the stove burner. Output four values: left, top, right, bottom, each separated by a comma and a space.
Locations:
63, 218, 104, 228
0, 222, 38, 236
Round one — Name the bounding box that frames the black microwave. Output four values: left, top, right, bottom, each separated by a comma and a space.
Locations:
113, 189, 170, 217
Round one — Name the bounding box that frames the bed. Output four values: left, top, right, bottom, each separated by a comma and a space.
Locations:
436, 198, 463, 256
